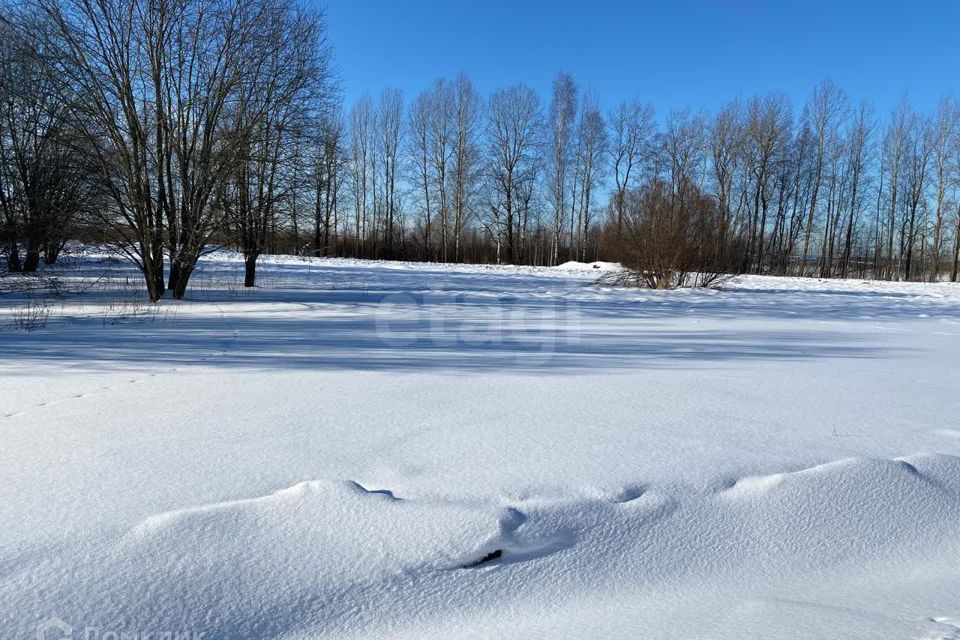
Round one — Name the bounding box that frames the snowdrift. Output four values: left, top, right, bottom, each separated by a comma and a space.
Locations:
553, 260, 621, 272
7, 456, 960, 639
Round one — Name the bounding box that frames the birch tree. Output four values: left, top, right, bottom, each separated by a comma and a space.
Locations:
451, 73, 480, 263
487, 84, 541, 264
800, 81, 848, 272
928, 97, 958, 280
547, 73, 577, 265
572, 97, 606, 261
609, 99, 654, 247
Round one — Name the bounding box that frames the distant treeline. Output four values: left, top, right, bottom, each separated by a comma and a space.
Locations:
2, 0, 959, 297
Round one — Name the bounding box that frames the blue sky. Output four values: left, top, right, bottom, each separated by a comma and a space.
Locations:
322, 0, 959, 119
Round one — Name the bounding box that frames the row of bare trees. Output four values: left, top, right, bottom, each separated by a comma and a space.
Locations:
330, 75, 617, 267
5, 3, 960, 298
290, 76, 960, 286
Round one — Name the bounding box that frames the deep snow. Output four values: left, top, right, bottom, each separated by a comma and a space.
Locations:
2, 253, 960, 639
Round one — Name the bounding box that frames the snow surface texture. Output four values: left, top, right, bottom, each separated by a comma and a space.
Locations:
2, 253, 960, 639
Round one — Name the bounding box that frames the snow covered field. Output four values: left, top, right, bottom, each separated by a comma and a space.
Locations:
2, 253, 960, 639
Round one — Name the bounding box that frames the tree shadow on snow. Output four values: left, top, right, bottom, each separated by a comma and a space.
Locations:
1, 301, 904, 374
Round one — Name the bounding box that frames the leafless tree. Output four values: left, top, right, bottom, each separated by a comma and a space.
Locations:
709, 100, 744, 263
839, 100, 874, 278
429, 79, 454, 261
220, 5, 335, 286
743, 95, 791, 272
608, 99, 654, 249
312, 112, 347, 259
0, 6, 94, 272
408, 91, 434, 259
878, 100, 911, 279
800, 80, 848, 272
953, 112, 960, 282
547, 73, 577, 265
901, 113, 931, 280
451, 73, 481, 263
572, 96, 606, 261
37, 0, 316, 299
928, 97, 958, 281
349, 96, 373, 257
487, 84, 541, 264
375, 89, 403, 257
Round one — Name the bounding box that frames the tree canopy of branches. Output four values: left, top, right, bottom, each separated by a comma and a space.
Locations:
1, 4, 96, 273
23, 0, 335, 298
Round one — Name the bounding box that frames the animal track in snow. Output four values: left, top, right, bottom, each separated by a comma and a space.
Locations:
458, 507, 573, 569
922, 617, 960, 640
721, 473, 786, 498
612, 483, 647, 504
347, 480, 401, 500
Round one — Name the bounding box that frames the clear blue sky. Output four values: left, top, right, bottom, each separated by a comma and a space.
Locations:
322, 0, 959, 119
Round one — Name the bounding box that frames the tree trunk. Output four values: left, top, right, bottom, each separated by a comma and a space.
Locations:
44, 240, 64, 265
167, 260, 180, 293
144, 260, 165, 303
22, 238, 41, 272
6, 244, 22, 273
170, 263, 194, 300
904, 208, 917, 281
952, 212, 960, 282
244, 254, 258, 287
22, 248, 41, 273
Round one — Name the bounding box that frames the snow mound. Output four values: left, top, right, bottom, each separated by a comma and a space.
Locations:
7, 455, 959, 639
553, 260, 620, 272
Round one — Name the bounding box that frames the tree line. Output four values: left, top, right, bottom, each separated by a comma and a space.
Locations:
3, 0, 960, 298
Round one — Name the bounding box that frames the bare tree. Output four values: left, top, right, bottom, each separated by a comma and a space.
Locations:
800, 80, 848, 272
839, 100, 874, 278
408, 91, 434, 259
743, 95, 791, 272
429, 79, 454, 261
349, 96, 373, 257
901, 113, 931, 280
221, 5, 335, 286
547, 73, 577, 265
609, 99, 654, 249
709, 100, 744, 264
0, 6, 94, 272
487, 84, 541, 264
312, 112, 347, 259
572, 96, 606, 261
878, 100, 911, 279
375, 89, 403, 257
662, 110, 708, 206
928, 97, 958, 281
451, 73, 480, 263
953, 111, 960, 282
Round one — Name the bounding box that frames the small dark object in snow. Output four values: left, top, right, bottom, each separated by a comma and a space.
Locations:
462, 549, 503, 568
